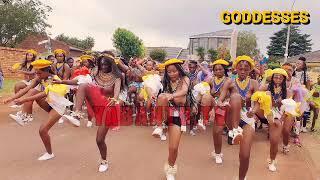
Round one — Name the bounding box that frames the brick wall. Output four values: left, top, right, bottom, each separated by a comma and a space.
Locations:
0, 47, 27, 79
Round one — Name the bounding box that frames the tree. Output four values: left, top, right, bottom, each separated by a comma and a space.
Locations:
267, 26, 312, 60
0, 0, 52, 47
217, 46, 231, 61
112, 28, 145, 61
149, 49, 167, 62
207, 49, 218, 61
237, 31, 260, 56
195, 47, 205, 61
56, 34, 95, 50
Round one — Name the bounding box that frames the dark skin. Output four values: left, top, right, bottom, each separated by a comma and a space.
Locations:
65, 57, 121, 161
10, 53, 36, 93
208, 64, 231, 155
258, 74, 293, 162
310, 77, 320, 130
188, 62, 198, 87
52, 53, 71, 80
156, 64, 190, 167
4, 69, 62, 155
296, 60, 311, 90
217, 60, 259, 180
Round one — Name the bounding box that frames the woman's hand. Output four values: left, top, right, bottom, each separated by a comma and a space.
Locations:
52, 79, 63, 84
247, 110, 255, 118
3, 97, 13, 104
14, 98, 25, 105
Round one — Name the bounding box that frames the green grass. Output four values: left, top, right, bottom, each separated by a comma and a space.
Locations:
0, 79, 19, 96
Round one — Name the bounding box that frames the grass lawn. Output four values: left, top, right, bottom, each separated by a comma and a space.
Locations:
0, 79, 19, 97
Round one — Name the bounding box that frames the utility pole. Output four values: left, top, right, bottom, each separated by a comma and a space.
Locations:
284, 0, 296, 63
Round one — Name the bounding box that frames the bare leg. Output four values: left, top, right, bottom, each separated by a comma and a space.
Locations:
38, 105, 61, 154
230, 93, 242, 129
239, 125, 255, 180
155, 94, 169, 126
168, 125, 182, 166
310, 103, 319, 130
269, 120, 282, 160
213, 125, 224, 154
282, 115, 294, 146
74, 83, 89, 112
200, 94, 213, 125
14, 82, 27, 94
22, 89, 39, 114
96, 126, 109, 160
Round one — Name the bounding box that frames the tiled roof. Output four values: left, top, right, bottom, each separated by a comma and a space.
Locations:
145, 47, 183, 59
285, 50, 320, 63
190, 29, 233, 38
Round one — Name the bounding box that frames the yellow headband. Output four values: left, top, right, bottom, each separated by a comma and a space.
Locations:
26, 49, 37, 56
211, 59, 229, 66
164, 58, 183, 67
233, 55, 255, 69
31, 59, 53, 70
54, 49, 66, 55
80, 55, 94, 62
272, 68, 288, 78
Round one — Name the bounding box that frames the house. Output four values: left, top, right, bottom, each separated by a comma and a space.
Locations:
188, 29, 238, 61
145, 29, 238, 62
17, 34, 84, 57
285, 50, 320, 82
286, 50, 320, 69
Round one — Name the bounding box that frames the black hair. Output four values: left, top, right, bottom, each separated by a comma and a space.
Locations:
268, 74, 287, 99
162, 63, 197, 109
213, 64, 229, 77
66, 57, 74, 62
96, 55, 122, 79
189, 60, 197, 65
46, 55, 55, 60
21, 53, 36, 71
294, 57, 308, 85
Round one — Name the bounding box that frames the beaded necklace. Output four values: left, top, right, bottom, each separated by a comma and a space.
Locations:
235, 77, 251, 99
213, 76, 225, 94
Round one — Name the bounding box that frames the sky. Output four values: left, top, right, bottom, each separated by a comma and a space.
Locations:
41, 0, 320, 56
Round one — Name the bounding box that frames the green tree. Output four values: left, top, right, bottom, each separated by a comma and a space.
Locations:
55, 34, 95, 50
207, 49, 218, 61
149, 49, 167, 62
112, 28, 145, 61
195, 47, 205, 61
217, 46, 231, 61
267, 26, 312, 59
0, 0, 52, 47
237, 31, 259, 56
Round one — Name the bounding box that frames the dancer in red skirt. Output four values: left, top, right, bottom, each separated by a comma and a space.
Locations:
60, 52, 122, 172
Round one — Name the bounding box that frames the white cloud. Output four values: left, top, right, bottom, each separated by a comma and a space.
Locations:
41, 0, 320, 55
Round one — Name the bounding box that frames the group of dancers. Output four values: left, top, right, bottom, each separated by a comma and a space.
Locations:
2, 48, 320, 180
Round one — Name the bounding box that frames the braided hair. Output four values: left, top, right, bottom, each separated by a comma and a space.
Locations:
268, 74, 287, 99
162, 63, 197, 108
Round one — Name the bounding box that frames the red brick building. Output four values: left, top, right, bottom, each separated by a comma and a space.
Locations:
17, 34, 84, 57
